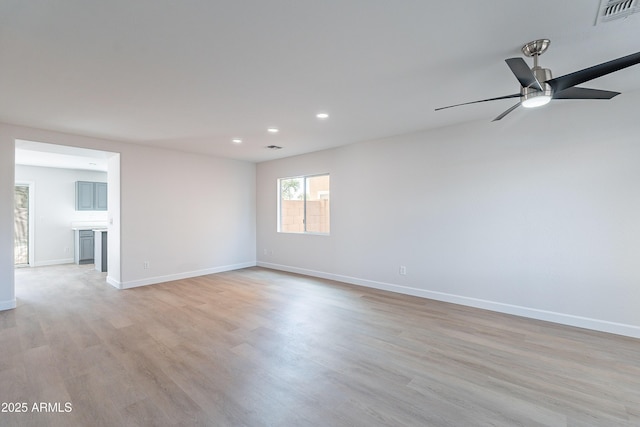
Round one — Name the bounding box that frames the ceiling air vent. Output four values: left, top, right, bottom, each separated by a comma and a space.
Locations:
595, 0, 640, 25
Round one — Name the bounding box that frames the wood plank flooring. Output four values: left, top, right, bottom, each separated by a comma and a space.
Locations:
1, 264, 639, 426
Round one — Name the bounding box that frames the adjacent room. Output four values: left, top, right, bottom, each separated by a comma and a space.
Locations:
13, 140, 117, 273
1, 1, 639, 425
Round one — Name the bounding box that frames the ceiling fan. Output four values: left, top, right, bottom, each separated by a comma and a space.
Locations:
435, 39, 640, 121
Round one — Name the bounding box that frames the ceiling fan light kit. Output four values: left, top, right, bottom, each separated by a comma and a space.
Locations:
521, 91, 552, 108
436, 38, 640, 121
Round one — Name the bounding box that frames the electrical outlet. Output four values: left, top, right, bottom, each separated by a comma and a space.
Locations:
64, 247, 70, 254
399, 265, 407, 275
263, 249, 268, 255
143, 261, 150, 269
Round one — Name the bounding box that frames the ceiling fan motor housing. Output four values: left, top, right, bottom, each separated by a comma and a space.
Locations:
521, 84, 553, 107
521, 66, 553, 107
531, 66, 552, 83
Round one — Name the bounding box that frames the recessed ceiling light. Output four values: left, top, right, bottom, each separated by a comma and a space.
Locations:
232, 138, 242, 144
267, 127, 279, 133
316, 112, 329, 119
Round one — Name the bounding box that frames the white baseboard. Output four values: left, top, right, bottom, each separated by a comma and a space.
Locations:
0, 298, 17, 311
257, 261, 640, 339
106, 275, 122, 289
33, 258, 74, 267
114, 261, 257, 290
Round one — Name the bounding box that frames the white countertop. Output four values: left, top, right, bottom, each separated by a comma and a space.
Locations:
72, 227, 108, 231
71, 222, 108, 231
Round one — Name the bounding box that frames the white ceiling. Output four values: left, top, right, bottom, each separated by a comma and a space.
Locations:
1, 1, 639, 163
15, 140, 110, 171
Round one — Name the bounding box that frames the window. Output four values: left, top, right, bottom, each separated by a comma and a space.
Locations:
278, 174, 330, 234
14, 185, 30, 266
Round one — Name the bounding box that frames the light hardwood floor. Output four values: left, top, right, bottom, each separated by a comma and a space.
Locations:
1, 264, 639, 426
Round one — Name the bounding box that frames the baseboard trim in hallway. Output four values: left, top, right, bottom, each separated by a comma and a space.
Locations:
0, 297, 16, 310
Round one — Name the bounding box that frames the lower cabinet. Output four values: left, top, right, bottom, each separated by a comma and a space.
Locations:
74, 230, 94, 264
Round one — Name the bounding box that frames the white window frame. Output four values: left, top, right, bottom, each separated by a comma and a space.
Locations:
278, 173, 330, 235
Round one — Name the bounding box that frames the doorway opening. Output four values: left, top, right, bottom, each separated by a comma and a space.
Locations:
14, 140, 121, 286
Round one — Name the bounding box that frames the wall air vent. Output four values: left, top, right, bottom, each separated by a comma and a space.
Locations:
596, 0, 640, 25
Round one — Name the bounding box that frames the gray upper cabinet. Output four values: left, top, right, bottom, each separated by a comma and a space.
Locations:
76, 181, 108, 211
95, 182, 108, 210
76, 181, 95, 210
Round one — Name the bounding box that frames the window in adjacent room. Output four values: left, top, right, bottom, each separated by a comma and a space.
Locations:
278, 174, 330, 234
14, 185, 29, 266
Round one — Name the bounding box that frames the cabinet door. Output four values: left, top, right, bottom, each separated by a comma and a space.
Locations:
76, 181, 94, 210
79, 235, 94, 262
95, 182, 108, 210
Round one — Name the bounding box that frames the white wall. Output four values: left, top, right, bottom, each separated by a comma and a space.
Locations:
116, 141, 256, 288
0, 137, 15, 310
15, 165, 108, 266
257, 90, 640, 338
107, 154, 121, 286
0, 123, 256, 299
